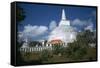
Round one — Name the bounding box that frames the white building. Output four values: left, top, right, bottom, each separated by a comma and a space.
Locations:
48, 9, 77, 46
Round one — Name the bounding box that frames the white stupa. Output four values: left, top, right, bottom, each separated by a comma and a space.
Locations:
48, 9, 77, 45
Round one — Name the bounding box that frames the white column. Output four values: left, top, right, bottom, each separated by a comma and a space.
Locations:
29, 48, 31, 52
24, 48, 26, 52
34, 48, 36, 51
37, 47, 38, 51
39, 47, 40, 51
50, 44, 52, 47
42, 41, 45, 46
46, 44, 48, 47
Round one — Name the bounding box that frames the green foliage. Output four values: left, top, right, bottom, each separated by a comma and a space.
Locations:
40, 50, 51, 61
16, 5, 26, 23
65, 42, 87, 60
77, 30, 95, 44
52, 44, 63, 55
64, 30, 96, 60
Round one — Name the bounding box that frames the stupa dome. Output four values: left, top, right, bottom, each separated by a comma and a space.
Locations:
48, 9, 77, 45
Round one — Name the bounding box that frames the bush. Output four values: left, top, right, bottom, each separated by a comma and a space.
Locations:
40, 50, 52, 61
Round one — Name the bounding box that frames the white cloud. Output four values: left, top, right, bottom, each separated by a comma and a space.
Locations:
49, 20, 57, 30
84, 23, 93, 32
19, 24, 48, 39
72, 18, 88, 26
71, 18, 94, 32
23, 24, 48, 36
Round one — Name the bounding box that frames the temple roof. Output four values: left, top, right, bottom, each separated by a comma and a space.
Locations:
48, 39, 63, 44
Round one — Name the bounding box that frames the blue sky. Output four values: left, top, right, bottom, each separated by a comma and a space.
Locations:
17, 3, 97, 41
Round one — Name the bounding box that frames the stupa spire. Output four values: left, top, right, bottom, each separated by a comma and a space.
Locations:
62, 9, 66, 20
59, 9, 70, 26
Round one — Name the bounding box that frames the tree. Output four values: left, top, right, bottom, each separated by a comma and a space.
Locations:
65, 41, 87, 60
52, 44, 64, 55
77, 30, 95, 44
16, 5, 26, 23
64, 30, 96, 61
